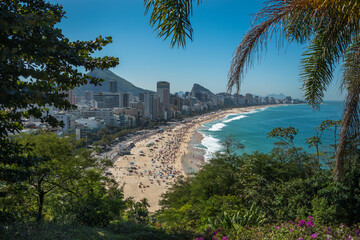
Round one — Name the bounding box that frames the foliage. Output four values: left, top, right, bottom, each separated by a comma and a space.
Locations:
155, 125, 360, 232
156, 147, 321, 231
144, 0, 202, 48
0, 132, 124, 226
197, 216, 360, 240
124, 197, 150, 224
93, 126, 140, 148
0, 221, 193, 240
208, 204, 267, 234
0, 0, 119, 199
0, 0, 118, 136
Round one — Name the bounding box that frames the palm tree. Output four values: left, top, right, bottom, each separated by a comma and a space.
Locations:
140, 198, 151, 209
145, 0, 360, 181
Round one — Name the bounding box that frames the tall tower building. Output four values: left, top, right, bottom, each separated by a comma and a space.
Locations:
109, 80, 117, 93
143, 92, 160, 120
245, 93, 254, 105
143, 92, 154, 120
84, 91, 92, 102
121, 92, 130, 108
157, 81, 170, 120
67, 89, 76, 105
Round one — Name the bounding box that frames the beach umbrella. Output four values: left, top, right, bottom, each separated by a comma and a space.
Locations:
130, 162, 135, 165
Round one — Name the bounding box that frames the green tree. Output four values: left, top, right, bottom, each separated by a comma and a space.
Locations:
0, 0, 118, 187
10, 132, 116, 224
145, 0, 360, 181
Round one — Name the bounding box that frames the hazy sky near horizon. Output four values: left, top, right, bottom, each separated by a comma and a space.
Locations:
54, 0, 344, 101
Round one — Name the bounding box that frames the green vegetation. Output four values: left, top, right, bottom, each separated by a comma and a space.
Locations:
0, 0, 118, 208
153, 122, 360, 239
1, 132, 192, 239
91, 125, 140, 149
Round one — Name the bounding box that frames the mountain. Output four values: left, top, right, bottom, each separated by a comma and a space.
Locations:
77, 68, 149, 96
266, 93, 286, 99
176, 91, 185, 96
191, 83, 216, 97
191, 83, 216, 102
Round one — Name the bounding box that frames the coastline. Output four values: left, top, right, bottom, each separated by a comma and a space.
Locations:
108, 104, 284, 212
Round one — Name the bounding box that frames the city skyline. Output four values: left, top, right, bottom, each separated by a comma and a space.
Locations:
54, 0, 344, 101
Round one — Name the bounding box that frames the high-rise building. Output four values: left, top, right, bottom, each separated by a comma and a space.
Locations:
143, 92, 160, 120
109, 80, 117, 93
245, 93, 254, 105
143, 92, 154, 120
139, 92, 145, 102
121, 92, 130, 108
93, 92, 120, 108
67, 89, 76, 105
157, 81, 170, 119
170, 94, 183, 112
84, 91, 92, 102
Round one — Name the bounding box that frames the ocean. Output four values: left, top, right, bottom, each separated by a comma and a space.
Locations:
199, 102, 344, 160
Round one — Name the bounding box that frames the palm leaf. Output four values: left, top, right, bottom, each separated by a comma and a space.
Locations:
144, 0, 202, 48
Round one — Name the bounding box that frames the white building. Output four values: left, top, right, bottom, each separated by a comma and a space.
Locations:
53, 113, 73, 134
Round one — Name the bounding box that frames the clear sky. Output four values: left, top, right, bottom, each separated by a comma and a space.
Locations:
53, 0, 344, 100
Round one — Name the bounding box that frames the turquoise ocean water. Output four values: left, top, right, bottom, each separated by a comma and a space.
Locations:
199, 102, 344, 160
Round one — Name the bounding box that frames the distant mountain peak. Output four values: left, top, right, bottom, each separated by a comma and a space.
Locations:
266, 93, 286, 99
191, 83, 217, 102
191, 83, 215, 96
77, 68, 149, 96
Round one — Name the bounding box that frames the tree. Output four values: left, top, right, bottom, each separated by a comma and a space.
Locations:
145, 0, 360, 181
1, 0, 118, 185
2, 132, 125, 225
11, 132, 115, 223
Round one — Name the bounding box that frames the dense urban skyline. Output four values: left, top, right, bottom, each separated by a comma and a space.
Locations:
54, 0, 344, 101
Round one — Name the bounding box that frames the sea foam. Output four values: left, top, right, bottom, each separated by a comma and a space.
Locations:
223, 114, 247, 123
209, 122, 226, 131
201, 134, 223, 161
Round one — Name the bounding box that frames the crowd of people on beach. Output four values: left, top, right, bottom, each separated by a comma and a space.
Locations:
110, 124, 197, 192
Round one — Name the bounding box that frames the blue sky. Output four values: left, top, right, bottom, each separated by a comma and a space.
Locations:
54, 0, 344, 100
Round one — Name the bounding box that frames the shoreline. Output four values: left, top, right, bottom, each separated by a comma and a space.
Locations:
108, 104, 284, 212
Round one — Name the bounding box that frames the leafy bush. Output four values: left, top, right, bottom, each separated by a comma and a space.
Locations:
208, 204, 267, 234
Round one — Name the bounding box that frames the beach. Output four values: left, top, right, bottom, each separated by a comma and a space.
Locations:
108, 105, 281, 212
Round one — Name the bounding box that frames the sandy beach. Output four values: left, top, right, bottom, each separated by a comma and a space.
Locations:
108, 104, 282, 212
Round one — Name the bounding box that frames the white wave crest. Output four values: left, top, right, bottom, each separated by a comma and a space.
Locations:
223, 115, 247, 123
209, 122, 226, 131
201, 134, 223, 161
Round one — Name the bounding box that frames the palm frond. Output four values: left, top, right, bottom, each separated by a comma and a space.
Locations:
301, 28, 353, 109
228, 0, 307, 93
227, 0, 360, 94
144, 0, 202, 48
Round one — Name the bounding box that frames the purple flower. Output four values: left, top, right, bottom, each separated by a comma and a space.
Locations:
307, 221, 314, 228
298, 220, 307, 227
308, 216, 314, 220
213, 231, 218, 236
245, 225, 248, 228
312, 232, 319, 238
222, 237, 229, 240
357, 229, 360, 237
290, 229, 294, 232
